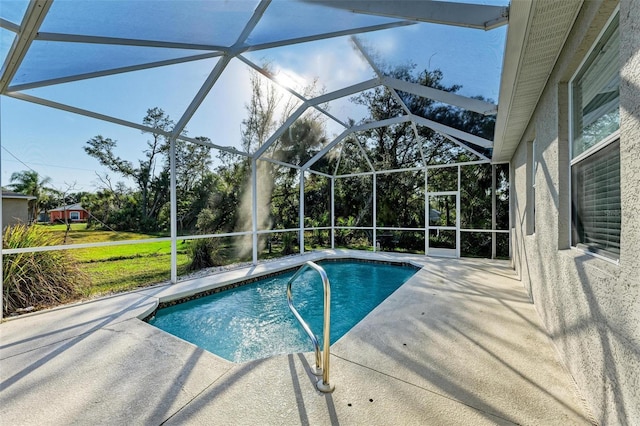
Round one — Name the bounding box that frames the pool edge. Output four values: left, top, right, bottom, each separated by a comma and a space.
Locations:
141, 254, 421, 323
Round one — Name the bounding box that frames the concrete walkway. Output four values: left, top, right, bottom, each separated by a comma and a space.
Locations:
0, 251, 594, 425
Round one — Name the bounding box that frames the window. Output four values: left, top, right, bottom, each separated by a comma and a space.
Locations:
69, 211, 80, 221
526, 140, 536, 235
570, 11, 620, 261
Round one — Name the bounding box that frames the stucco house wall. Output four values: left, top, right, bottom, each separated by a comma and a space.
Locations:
510, 0, 639, 423
2, 192, 36, 228
2, 198, 31, 228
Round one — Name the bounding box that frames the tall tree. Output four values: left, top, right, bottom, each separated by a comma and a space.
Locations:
84, 107, 213, 232
84, 108, 174, 230
232, 69, 326, 254
172, 137, 214, 231
241, 70, 281, 154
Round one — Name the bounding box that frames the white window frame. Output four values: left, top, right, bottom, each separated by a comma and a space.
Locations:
69, 211, 80, 221
568, 7, 620, 264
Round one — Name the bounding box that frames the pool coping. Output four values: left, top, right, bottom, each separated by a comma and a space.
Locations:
143, 256, 421, 321
130, 250, 428, 324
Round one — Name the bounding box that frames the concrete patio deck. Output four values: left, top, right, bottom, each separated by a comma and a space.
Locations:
0, 250, 594, 425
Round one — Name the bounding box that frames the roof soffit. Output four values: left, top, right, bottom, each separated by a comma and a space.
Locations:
493, 0, 583, 162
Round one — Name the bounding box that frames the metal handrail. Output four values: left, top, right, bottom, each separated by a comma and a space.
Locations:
287, 261, 334, 393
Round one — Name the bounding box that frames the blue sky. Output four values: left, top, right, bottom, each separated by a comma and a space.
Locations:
1, 1, 507, 194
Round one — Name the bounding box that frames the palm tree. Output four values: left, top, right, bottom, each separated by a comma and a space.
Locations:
9, 170, 56, 223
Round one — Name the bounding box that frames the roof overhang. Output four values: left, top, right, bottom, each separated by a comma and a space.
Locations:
492, 0, 583, 163
2, 193, 37, 200
305, 0, 509, 30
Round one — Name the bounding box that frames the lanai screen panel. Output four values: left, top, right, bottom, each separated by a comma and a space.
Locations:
0, 0, 517, 319
355, 11, 506, 102
39, 1, 257, 46
261, 108, 330, 167
21, 57, 220, 127
2, 1, 507, 178
376, 171, 425, 228
247, 0, 405, 46
0, 0, 28, 25
304, 172, 331, 227
1, 0, 509, 252
330, 137, 375, 176
1, 28, 16, 66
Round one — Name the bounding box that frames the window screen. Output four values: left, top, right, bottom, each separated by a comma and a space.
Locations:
571, 140, 620, 258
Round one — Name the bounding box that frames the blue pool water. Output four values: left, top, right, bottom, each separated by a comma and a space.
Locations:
147, 260, 417, 362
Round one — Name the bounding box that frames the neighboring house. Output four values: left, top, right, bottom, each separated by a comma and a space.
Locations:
2, 191, 36, 229
48, 203, 89, 223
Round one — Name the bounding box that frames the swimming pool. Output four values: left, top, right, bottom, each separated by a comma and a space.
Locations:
147, 260, 418, 362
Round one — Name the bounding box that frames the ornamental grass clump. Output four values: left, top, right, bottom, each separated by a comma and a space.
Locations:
3, 224, 88, 316
187, 237, 223, 271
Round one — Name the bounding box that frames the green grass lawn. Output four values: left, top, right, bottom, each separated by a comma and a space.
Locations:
38, 224, 190, 297
34, 224, 330, 298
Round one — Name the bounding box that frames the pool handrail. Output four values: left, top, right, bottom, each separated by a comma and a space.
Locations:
286, 260, 334, 393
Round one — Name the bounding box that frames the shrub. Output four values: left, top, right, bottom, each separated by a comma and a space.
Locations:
3, 224, 88, 316
281, 233, 296, 255
187, 238, 222, 271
